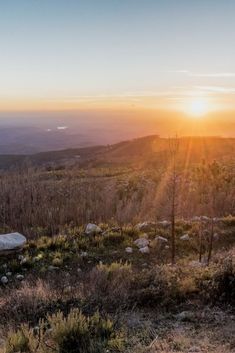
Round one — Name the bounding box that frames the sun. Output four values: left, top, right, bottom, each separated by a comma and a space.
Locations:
186, 99, 209, 118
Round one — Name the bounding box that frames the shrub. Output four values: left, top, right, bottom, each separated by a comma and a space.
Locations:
84, 262, 133, 309
102, 232, 126, 247
5, 309, 123, 353
222, 215, 235, 227
197, 256, 235, 305
6, 329, 29, 353
0, 280, 55, 326
130, 265, 182, 307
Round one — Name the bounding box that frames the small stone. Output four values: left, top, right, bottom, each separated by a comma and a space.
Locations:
1, 276, 8, 284
81, 251, 88, 257
125, 247, 133, 253
48, 265, 59, 271
188, 347, 201, 352
134, 238, 149, 249
33, 326, 40, 334
16, 274, 24, 281
85, 223, 102, 235
189, 261, 203, 268
6, 272, 12, 276
139, 246, 150, 254
135, 222, 156, 232
158, 220, 171, 228
156, 236, 168, 243
176, 311, 194, 321
180, 234, 190, 241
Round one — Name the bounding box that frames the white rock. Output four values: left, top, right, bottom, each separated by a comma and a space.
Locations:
189, 261, 203, 268
139, 246, 150, 254
201, 216, 210, 222
80, 251, 88, 257
125, 247, 133, 253
188, 346, 201, 352
134, 238, 149, 249
85, 223, 102, 235
16, 274, 24, 281
158, 220, 171, 228
48, 265, 59, 271
0, 232, 26, 252
1, 276, 8, 284
33, 326, 40, 334
191, 216, 201, 222
176, 311, 194, 321
6, 272, 12, 276
180, 234, 190, 241
135, 222, 155, 232
156, 236, 168, 243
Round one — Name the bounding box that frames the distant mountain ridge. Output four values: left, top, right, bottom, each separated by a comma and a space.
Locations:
0, 135, 234, 170
0, 126, 94, 154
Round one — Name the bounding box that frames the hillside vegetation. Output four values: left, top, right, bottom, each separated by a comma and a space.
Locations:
0, 135, 234, 353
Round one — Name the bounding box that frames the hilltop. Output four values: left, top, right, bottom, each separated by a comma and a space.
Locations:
0, 135, 234, 169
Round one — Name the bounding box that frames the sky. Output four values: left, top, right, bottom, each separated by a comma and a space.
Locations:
0, 0, 235, 118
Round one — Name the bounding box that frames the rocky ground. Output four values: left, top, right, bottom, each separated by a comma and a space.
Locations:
0, 219, 234, 353
123, 306, 235, 353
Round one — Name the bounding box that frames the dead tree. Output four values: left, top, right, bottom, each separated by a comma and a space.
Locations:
168, 136, 180, 265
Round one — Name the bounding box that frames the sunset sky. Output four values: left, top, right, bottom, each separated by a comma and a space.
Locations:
1, 0, 235, 122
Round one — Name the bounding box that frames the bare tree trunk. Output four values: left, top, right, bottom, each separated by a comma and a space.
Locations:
171, 208, 176, 265
207, 218, 214, 265
170, 174, 176, 265
168, 136, 179, 265
199, 219, 203, 263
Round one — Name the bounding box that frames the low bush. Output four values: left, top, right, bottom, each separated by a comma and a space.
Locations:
84, 262, 133, 309
130, 265, 182, 307
222, 215, 235, 227
196, 256, 235, 305
102, 232, 126, 247
6, 309, 124, 353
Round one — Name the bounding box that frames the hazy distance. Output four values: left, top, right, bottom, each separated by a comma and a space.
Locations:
0, 109, 234, 154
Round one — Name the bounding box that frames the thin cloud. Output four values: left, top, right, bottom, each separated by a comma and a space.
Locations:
169, 70, 235, 78
196, 86, 235, 93
191, 73, 235, 78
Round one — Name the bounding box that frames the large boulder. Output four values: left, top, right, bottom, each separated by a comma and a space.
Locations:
134, 238, 149, 249
85, 223, 102, 235
0, 232, 26, 254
